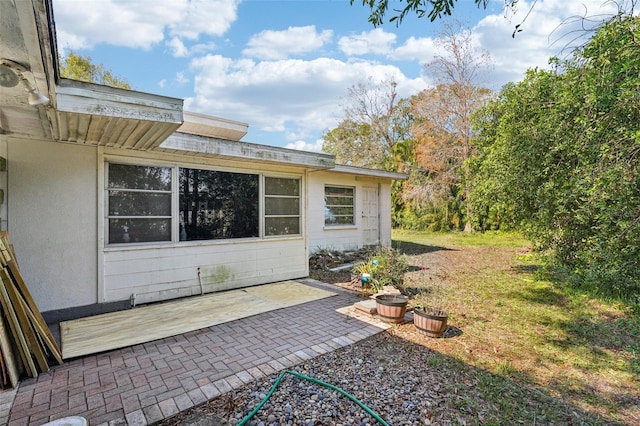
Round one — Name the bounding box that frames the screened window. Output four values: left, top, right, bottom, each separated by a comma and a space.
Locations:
179, 168, 259, 240
325, 186, 355, 225
107, 164, 172, 243
265, 177, 300, 236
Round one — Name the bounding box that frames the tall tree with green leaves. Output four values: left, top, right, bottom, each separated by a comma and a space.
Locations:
59, 51, 131, 89
405, 23, 492, 231
470, 15, 640, 298
322, 77, 413, 170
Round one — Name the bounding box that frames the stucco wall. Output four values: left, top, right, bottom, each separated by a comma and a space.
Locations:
7, 138, 98, 312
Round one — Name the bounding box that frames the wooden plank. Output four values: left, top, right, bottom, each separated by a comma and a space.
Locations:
0, 234, 62, 364
15, 293, 63, 365
0, 271, 36, 377
1, 269, 49, 374
0, 315, 19, 388
61, 281, 335, 359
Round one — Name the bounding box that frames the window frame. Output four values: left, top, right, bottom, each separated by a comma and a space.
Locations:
104, 158, 303, 247
106, 163, 173, 245
263, 176, 302, 237
324, 185, 356, 227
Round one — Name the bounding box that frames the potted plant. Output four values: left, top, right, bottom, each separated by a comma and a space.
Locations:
411, 281, 450, 337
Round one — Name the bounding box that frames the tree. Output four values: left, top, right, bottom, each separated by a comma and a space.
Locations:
351, 0, 519, 26
406, 23, 492, 231
59, 51, 131, 89
322, 77, 413, 170
470, 15, 640, 298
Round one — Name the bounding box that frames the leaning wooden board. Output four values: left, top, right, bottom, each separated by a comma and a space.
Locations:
0, 232, 63, 385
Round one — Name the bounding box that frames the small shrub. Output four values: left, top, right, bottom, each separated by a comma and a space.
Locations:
352, 246, 409, 293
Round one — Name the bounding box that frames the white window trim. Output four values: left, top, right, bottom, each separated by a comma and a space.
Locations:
102, 155, 304, 248
324, 185, 356, 227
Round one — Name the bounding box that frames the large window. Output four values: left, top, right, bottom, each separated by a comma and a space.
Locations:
107, 164, 172, 243
179, 168, 259, 240
264, 177, 300, 236
106, 162, 301, 245
324, 186, 355, 226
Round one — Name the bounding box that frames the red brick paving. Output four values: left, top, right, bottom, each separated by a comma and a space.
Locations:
3, 280, 386, 425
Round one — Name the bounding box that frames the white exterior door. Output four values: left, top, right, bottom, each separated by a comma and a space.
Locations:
362, 186, 379, 246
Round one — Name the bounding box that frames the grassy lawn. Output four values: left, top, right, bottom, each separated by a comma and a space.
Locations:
391, 229, 640, 425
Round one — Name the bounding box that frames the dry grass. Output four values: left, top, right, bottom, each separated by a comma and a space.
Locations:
387, 230, 640, 425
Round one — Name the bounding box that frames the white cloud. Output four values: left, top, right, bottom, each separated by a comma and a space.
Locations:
175, 72, 189, 85
390, 36, 437, 62
168, 0, 239, 40
469, 0, 628, 89
52, 0, 238, 51
285, 139, 325, 153
338, 28, 396, 56
184, 55, 427, 144
166, 37, 188, 57
243, 26, 333, 60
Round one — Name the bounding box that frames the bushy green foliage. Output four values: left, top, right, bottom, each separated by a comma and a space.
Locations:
469, 15, 640, 300
352, 246, 409, 292
60, 51, 131, 89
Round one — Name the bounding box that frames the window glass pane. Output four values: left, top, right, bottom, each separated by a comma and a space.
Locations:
265, 177, 299, 196
265, 197, 300, 215
109, 191, 171, 216
324, 186, 355, 225
325, 206, 353, 216
108, 164, 171, 190
325, 215, 355, 225
265, 217, 300, 236
325, 186, 353, 196
325, 196, 354, 206
108, 218, 171, 243
179, 168, 259, 240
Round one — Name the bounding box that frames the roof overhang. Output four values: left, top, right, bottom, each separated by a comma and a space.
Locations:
178, 111, 248, 141
51, 79, 183, 149
158, 132, 335, 170
329, 164, 408, 180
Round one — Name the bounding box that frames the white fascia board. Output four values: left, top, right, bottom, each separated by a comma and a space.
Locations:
331, 164, 408, 180
159, 132, 335, 169
55, 79, 183, 123
179, 111, 249, 141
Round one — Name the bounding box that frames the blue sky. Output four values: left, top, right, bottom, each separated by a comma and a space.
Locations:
51, 0, 626, 151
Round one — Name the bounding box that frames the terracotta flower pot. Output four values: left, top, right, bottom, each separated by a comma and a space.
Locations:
413, 306, 448, 338
375, 294, 408, 323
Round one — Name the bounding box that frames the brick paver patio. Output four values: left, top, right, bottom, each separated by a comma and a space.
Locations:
2, 279, 387, 425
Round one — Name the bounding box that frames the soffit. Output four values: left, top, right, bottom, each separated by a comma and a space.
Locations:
51, 79, 183, 150
0, 0, 54, 139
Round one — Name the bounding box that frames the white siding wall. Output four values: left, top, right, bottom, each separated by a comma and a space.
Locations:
7, 138, 98, 312
308, 171, 393, 253
4, 137, 394, 312
103, 238, 307, 304
99, 150, 309, 306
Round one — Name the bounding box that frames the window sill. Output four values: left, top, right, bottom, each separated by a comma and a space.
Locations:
323, 225, 357, 231
104, 235, 303, 251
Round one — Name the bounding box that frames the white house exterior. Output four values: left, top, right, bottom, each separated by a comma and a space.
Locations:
0, 0, 406, 318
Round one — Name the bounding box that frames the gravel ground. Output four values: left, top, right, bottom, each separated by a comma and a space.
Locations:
157, 329, 596, 426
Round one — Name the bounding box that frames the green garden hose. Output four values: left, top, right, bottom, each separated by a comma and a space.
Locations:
237, 370, 390, 426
